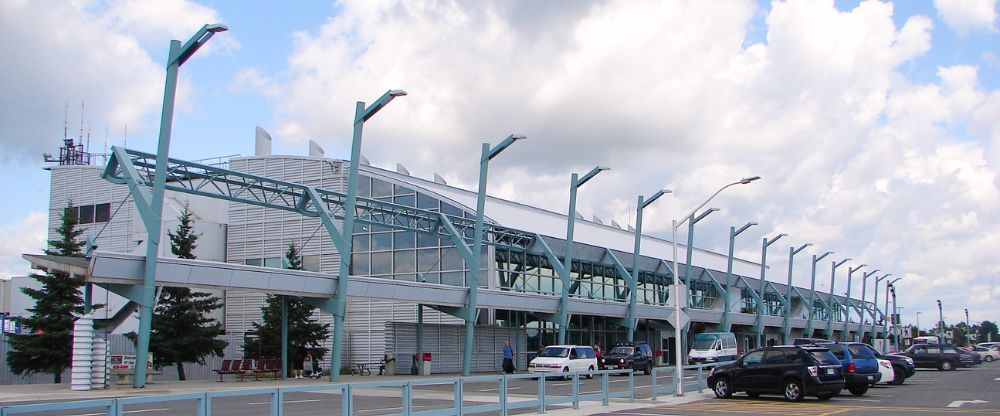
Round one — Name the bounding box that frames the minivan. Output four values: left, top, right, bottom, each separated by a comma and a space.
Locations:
528, 345, 598, 378
689, 332, 739, 365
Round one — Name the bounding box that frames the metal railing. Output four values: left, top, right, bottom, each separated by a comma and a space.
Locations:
0, 365, 723, 416
651, 361, 734, 399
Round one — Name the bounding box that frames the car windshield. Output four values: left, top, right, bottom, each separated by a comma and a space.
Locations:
610, 346, 634, 355
692, 339, 716, 350
808, 350, 840, 365
539, 347, 570, 358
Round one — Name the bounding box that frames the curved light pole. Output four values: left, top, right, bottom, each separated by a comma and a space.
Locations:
670, 175, 760, 396
628, 189, 671, 341
134, 23, 227, 388
841, 264, 867, 341
871, 273, 891, 350
857, 269, 880, 341
721, 222, 756, 332
805, 251, 832, 337
559, 166, 609, 344
937, 299, 945, 343
965, 308, 971, 346
825, 258, 850, 339
889, 278, 902, 350
465, 134, 524, 375
755, 232, 787, 347
782, 243, 811, 344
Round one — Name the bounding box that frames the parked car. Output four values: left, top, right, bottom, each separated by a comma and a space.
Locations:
708, 345, 844, 401
689, 332, 739, 365
528, 345, 598, 379
896, 343, 963, 371
972, 345, 1000, 362
816, 342, 881, 395
792, 337, 831, 345
865, 344, 915, 385
602, 342, 654, 374
875, 359, 894, 384
958, 348, 980, 367
977, 342, 1000, 350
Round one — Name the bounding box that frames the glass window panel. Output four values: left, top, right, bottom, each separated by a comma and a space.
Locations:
394, 184, 414, 195
417, 233, 439, 248
303, 255, 320, 272
393, 250, 416, 274
393, 195, 415, 207
245, 258, 262, 266
264, 257, 281, 268
350, 253, 369, 275
441, 248, 464, 271
79, 204, 95, 224
371, 233, 392, 251
358, 176, 371, 197
352, 234, 370, 251
371, 252, 392, 275
442, 271, 464, 286
396, 273, 415, 282
417, 248, 440, 272
420, 272, 440, 284
441, 203, 463, 217
393, 232, 415, 249
416, 193, 438, 210
95, 203, 111, 222
371, 179, 393, 197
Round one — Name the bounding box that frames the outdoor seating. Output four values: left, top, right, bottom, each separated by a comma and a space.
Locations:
254, 358, 281, 380
213, 359, 237, 382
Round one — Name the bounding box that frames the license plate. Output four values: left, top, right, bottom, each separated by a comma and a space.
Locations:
826, 368, 835, 375
868, 375, 874, 381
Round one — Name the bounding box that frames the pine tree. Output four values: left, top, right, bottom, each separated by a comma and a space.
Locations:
244, 243, 329, 376
6, 201, 87, 383
138, 203, 228, 380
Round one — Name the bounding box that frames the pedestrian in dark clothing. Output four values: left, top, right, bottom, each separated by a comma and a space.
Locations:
502, 340, 515, 374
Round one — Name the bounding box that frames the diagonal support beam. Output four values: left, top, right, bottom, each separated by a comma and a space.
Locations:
603, 249, 636, 332
531, 234, 570, 329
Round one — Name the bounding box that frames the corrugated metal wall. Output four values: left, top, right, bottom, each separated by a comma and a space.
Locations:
386, 322, 527, 374
1, 334, 240, 385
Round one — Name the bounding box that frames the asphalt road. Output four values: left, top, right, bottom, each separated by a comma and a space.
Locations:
599, 362, 1000, 416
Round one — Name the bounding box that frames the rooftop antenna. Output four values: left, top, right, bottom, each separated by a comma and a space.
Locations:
104, 126, 109, 155
79, 100, 85, 144
123, 122, 127, 148
63, 101, 69, 140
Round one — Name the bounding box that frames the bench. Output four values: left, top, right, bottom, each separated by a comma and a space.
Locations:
109, 368, 162, 385
213, 359, 249, 382
254, 358, 281, 380
352, 362, 381, 376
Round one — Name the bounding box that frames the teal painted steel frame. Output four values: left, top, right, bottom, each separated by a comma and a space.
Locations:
559, 166, 608, 344
781, 243, 811, 344
825, 258, 850, 338
841, 264, 866, 340
805, 252, 832, 336
754, 233, 786, 347
855, 269, 879, 340
721, 222, 755, 332
627, 190, 669, 340
870, 273, 891, 348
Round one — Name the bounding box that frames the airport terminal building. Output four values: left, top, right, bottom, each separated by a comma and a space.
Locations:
18, 133, 884, 376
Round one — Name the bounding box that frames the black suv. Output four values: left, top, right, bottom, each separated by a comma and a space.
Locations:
708, 345, 844, 401
602, 342, 654, 374
896, 343, 963, 371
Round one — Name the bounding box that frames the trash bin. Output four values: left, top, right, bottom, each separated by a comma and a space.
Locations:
654, 350, 663, 367
420, 352, 432, 376
385, 353, 396, 375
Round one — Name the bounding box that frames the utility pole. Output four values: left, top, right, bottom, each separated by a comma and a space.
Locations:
937, 300, 945, 342
964, 308, 971, 346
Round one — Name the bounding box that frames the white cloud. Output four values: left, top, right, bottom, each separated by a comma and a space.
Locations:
0, 212, 47, 278
934, 0, 998, 35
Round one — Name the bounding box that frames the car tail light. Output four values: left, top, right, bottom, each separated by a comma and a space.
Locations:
807, 366, 819, 377
847, 362, 856, 373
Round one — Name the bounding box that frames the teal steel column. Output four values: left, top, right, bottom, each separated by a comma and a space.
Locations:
870, 274, 890, 345
805, 252, 832, 337
465, 134, 523, 376
627, 190, 669, 341
134, 24, 227, 388
417, 304, 423, 370
891, 282, 901, 351
559, 166, 608, 344
755, 233, 786, 347
83, 283, 93, 314
281, 296, 288, 378
825, 258, 850, 339
782, 243, 811, 344
683, 209, 718, 287
335, 89, 407, 381
858, 269, 879, 341
721, 222, 755, 332
842, 264, 866, 340
936, 299, 945, 343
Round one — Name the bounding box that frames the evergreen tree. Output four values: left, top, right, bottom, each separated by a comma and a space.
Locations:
244, 243, 329, 376
6, 201, 86, 383
136, 203, 227, 380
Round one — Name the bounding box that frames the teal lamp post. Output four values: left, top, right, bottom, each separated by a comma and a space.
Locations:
782, 243, 811, 344
805, 251, 832, 337
670, 175, 760, 396
842, 264, 867, 340
134, 23, 227, 388
720, 222, 756, 332
754, 232, 787, 347
464, 134, 524, 375
870, 273, 892, 349
627, 188, 670, 341
559, 165, 609, 344
857, 269, 880, 342
825, 258, 850, 338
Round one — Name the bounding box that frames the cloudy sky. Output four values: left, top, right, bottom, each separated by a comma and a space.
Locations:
2, 0, 999, 329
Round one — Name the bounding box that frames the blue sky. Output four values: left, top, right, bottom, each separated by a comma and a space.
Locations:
2, 0, 1000, 327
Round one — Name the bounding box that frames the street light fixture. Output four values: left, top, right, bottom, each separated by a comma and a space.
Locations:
841, 264, 866, 340
132, 23, 227, 389
937, 299, 945, 343
670, 175, 760, 396
965, 308, 971, 346
721, 222, 757, 332
464, 133, 524, 375
825, 258, 850, 338
782, 243, 811, 344
805, 251, 832, 337
857, 269, 880, 341
755, 232, 787, 347
870, 273, 891, 350
628, 188, 671, 341
889, 279, 902, 350
559, 165, 609, 344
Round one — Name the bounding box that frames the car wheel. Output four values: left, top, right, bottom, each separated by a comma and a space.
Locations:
643, 363, 652, 375
848, 385, 868, 396
713, 378, 732, 398
891, 366, 906, 385
783, 380, 804, 402
816, 392, 835, 400
985, 356, 994, 363
563, 367, 571, 380
940, 360, 954, 371
586, 365, 594, 379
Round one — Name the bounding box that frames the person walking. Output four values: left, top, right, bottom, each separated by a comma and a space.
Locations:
502, 340, 515, 374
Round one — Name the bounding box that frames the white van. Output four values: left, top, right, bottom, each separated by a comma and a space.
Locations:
688, 332, 738, 365
528, 345, 598, 378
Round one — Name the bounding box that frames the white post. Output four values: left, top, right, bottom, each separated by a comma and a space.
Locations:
91, 337, 108, 389
70, 315, 95, 391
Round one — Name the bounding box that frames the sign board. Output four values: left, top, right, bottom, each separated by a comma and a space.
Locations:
109, 353, 153, 370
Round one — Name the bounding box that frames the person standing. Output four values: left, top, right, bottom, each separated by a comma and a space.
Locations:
502, 340, 515, 374
302, 352, 315, 378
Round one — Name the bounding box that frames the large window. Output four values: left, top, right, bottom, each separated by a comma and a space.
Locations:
71, 203, 111, 224
688, 280, 718, 309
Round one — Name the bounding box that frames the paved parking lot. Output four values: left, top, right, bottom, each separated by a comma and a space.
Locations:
600, 363, 1000, 416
